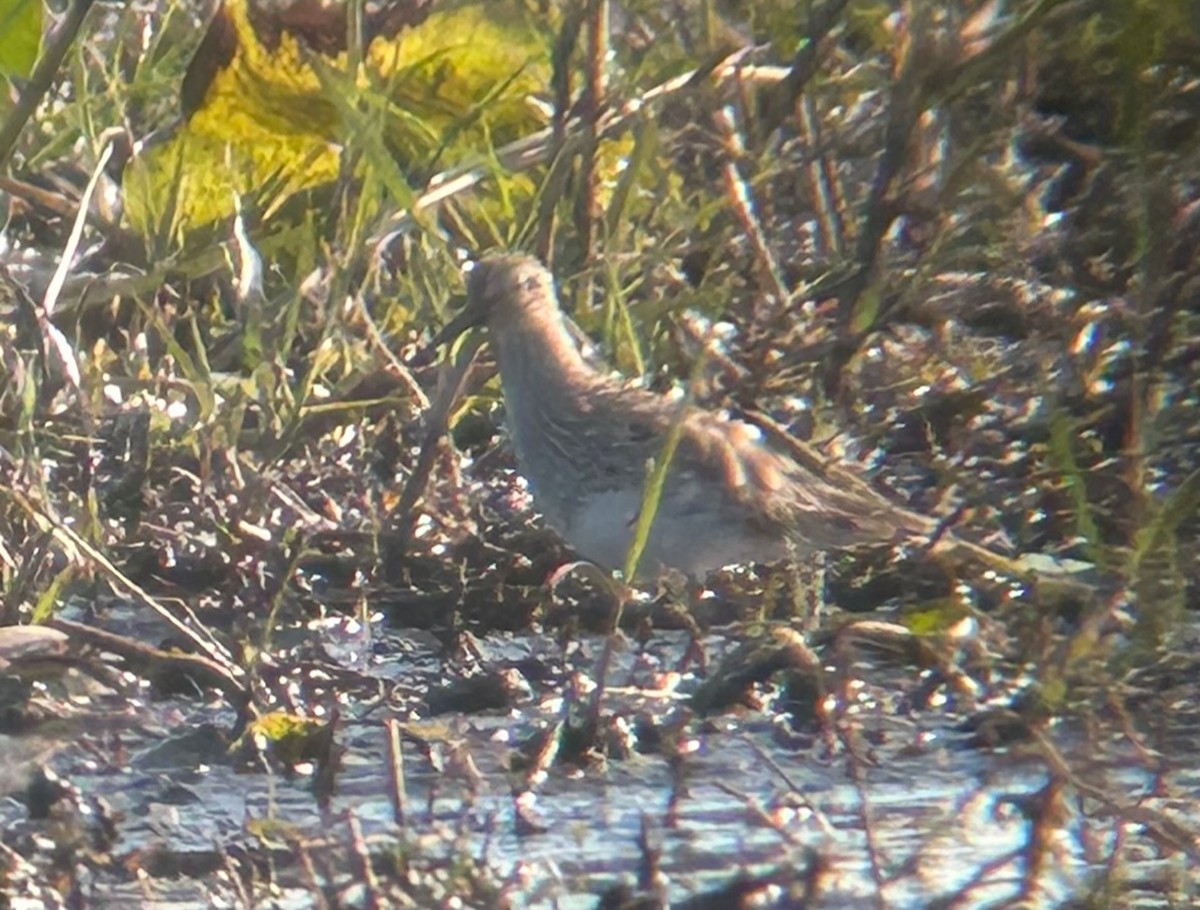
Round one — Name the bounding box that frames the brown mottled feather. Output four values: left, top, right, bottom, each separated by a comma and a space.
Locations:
438, 254, 971, 577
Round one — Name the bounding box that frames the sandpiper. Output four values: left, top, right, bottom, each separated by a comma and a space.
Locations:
433, 254, 985, 580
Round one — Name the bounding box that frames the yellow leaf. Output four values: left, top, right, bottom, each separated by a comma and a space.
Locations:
124, 0, 553, 241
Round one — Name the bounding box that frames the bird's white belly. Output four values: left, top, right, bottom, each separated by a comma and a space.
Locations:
559, 487, 786, 578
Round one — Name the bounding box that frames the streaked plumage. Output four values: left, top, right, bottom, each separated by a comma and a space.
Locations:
435, 254, 944, 578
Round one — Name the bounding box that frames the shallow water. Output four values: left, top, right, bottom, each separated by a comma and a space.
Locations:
2, 611, 1196, 908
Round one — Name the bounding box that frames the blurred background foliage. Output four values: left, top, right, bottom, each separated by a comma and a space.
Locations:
0, 0, 1197, 652
123, 0, 559, 241
2, 5, 1200, 905
0, 0, 41, 87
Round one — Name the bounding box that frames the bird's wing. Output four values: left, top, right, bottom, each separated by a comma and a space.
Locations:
673, 407, 934, 550
578, 381, 930, 550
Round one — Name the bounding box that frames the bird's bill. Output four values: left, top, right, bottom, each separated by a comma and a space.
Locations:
429, 300, 485, 349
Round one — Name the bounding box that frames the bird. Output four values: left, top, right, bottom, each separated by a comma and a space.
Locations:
431, 254, 1007, 581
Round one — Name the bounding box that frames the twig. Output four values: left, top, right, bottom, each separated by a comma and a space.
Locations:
713, 104, 791, 307
796, 93, 846, 258
0, 0, 97, 167
48, 616, 248, 707
345, 812, 383, 910
355, 294, 431, 410
742, 735, 837, 834
385, 331, 484, 558
385, 717, 407, 829
32, 136, 117, 394
6, 487, 241, 675
369, 53, 784, 250
573, 0, 610, 264
49, 58, 791, 316
847, 735, 888, 910
41, 138, 114, 318
758, 0, 851, 133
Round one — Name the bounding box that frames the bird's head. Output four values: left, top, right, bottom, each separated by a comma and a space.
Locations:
432, 254, 557, 347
